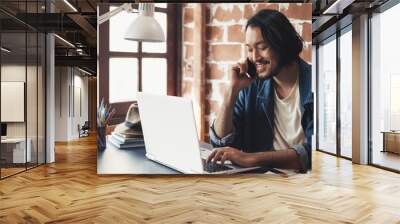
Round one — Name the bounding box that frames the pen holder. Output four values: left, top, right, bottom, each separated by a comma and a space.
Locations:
97, 125, 106, 151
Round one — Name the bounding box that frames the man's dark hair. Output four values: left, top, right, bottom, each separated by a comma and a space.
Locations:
246, 9, 303, 68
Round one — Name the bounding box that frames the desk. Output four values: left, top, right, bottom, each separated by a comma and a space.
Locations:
1, 138, 32, 164
381, 131, 400, 154
97, 138, 273, 175
97, 139, 179, 174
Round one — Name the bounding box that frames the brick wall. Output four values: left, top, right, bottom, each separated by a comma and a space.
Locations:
181, 3, 312, 141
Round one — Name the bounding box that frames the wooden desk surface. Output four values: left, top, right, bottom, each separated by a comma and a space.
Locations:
97, 139, 179, 174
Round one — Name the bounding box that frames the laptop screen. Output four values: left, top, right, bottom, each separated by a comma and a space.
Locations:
1, 123, 7, 137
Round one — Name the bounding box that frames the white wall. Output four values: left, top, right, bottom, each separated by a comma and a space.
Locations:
1, 65, 39, 137
73, 73, 89, 137
1, 63, 46, 164
55, 66, 89, 141
1, 66, 25, 163
55, 66, 69, 141
1, 65, 27, 138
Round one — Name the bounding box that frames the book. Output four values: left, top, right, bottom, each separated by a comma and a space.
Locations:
113, 131, 143, 140
108, 135, 145, 149
111, 132, 144, 143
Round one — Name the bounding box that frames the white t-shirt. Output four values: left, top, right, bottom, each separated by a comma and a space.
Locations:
272, 77, 305, 150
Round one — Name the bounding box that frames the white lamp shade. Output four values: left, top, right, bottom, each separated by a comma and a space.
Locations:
124, 15, 165, 42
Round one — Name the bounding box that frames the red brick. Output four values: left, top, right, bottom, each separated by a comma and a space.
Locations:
206, 26, 224, 42
218, 83, 228, 99
183, 60, 193, 77
213, 5, 242, 22
204, 135, 210, 143
205, 83, 212, 100
209, 44, 241, 61
204, 113, 213, 141
204, 118, 211, 130
280, 4, 311, 21
205, 5, 211, 24
300, 45, 311, 64
204, 131, 211, 143
228, 24, 245, 42
183, 7, 193, 24
244, 4, 255, 19
206, 82, 228, 100
232, 5, 242, 21
206, 63, 225, 80
182, 80, 193, 95
255, 3, 279, 13
302, 22, 311, 42
183, 27, 193, 42
205, 99, 221, 115
185, 45, 193, 59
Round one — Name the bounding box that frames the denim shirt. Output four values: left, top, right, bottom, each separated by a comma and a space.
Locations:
209, 58, 313, 172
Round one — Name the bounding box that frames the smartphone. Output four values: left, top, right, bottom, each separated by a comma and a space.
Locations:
246, 58, 257, 78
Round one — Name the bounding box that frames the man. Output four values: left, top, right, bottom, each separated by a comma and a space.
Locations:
207, 9, 313, 173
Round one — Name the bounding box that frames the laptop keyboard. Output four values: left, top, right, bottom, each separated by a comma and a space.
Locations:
202, 159, 232, 173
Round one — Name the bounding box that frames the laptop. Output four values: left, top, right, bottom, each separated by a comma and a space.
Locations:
136, 92, 259, 174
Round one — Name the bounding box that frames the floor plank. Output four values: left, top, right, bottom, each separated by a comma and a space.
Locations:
0, 135, 400, 223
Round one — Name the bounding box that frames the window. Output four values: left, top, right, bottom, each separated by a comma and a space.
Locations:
390, 74, 400, 130
317, 36, 337, 154
108, 6, 167, 103
142, 58, 167, 95
98, 4, 178, 122
339, 28, 352, 158
316, 25, 353, 159
109, 58, 138, 103
370, 3, 400, 171
0, 1, 46, 179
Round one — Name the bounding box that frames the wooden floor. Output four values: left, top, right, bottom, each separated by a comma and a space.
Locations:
1, 167, 26, 178
1, 163, 44, 178
1, 135, 400, 223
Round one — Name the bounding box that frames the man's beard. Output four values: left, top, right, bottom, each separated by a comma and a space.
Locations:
257, 60, 282, 80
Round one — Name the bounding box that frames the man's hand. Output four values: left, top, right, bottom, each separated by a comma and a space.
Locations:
206, 147, 257, 167
230, 59, 255, 92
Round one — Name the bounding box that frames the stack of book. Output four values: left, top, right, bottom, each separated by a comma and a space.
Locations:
108, 102, 145, 149
108, 132, 145, 149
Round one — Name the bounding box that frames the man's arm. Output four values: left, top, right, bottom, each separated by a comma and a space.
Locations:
251, 149, 301, 170
214, 87, 240, 138
212, 61, 254, 140
209, 89, 246, 148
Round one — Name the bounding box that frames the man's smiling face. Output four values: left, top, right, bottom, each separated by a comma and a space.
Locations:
245, 26, 280, 79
